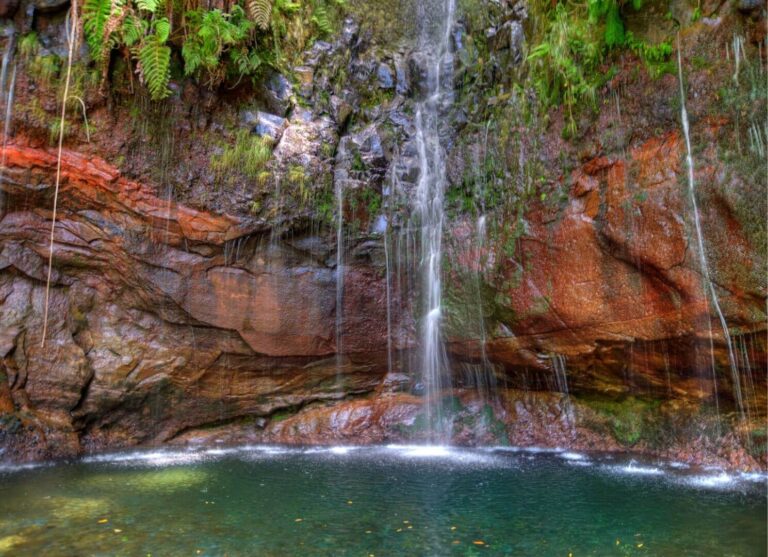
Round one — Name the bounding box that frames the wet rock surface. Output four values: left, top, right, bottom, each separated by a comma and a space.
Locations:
0, 0, 765, 468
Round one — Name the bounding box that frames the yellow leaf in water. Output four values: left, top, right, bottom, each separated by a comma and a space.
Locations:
403, 520, 410, 524
407, 526, 413, 530
97, 519, 108, 524
616, 539, 621, 546
569, 553, 573, 557
113, 529, 122, 534
473, 540, 485, 546
396, 528, 403, 533
637, 543, 644, 548
450, 526, 457, 531
295, 518, 303, 522
365, 530, 372, 534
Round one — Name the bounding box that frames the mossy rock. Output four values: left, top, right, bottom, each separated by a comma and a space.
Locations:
578, 395, 661, 447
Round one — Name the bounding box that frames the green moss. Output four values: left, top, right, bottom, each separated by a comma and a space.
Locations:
270, 408, 298, 423
580, 395, 661, 447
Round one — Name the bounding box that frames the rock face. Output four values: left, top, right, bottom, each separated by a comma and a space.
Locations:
0, 1, 765, 469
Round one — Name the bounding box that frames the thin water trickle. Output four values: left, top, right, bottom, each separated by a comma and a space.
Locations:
676, 39, 744, 420
335, 176, 345, 379
551, 354, 574, 435
412, 0, 457, 442
383, 219, 394, 376
0, 33, 15, 214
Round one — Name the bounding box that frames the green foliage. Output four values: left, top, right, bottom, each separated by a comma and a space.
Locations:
311, 2, 333, 36
81, 0, 345, 100
211, 129, 274, 182
527, 0, 672, 136
83, 0, 113, 61
182, 6, 256, 84
138, 18, 172, 100
18, 32, 40, 59
626, 32, 673, 77
527, 3, 602, 136
29, 54, 62, 85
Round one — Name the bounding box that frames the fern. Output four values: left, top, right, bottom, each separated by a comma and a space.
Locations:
183, 7, 255, 82
604, 2, 625, 47
83, 0, 112, 60
119, 12, 148, 47
311, 3, 333, 36
138, 18, 171, 100
247, 0, 272, 29
135, 0, 158, 12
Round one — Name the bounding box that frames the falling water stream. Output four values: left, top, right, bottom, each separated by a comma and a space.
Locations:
0, 32, 15, 213
676, 41, 745, 419
335, 175, 345, 378
412, 0, 457, 442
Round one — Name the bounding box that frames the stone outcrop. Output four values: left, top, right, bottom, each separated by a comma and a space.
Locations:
0, 0, 765, 470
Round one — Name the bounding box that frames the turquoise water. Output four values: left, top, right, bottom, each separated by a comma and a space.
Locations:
0, 445, 764, 556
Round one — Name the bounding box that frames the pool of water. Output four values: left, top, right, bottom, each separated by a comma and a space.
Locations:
0, 445, 764, 556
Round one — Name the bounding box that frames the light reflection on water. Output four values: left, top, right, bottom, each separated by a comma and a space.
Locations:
0, 445, 764, 556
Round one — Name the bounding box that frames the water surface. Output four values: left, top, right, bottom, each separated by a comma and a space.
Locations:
0, 445, 764, 556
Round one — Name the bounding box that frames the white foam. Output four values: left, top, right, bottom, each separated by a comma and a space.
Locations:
683, 472, 736, 489
82, 450, 204, 467
328, 446, 356, 455
386, 444, 452, 458
739, 472, 768, 483
560, 452, 587, 461
668, 461, 689, 469
607, 462, 664, 476
0, 461, 51, 473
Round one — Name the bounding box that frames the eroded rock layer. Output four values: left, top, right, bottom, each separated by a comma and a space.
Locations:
0, 0, 765, 469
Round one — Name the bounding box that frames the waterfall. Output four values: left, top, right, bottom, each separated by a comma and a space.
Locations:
335, 175, 344, 378
0, 33, 15, 215
412, 0, 456, 442
676, 40, 744, 419
551, 354, 574, 435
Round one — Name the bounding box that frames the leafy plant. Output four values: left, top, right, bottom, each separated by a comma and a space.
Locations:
527, 3, 602, 136
247, 0, 272, 29
528, 0, 672, 136
18, 32, 40, 59
211, 129, 273, 181
83, 0, 113, 61
137, 18, 172, 100
81, 0, 345, 100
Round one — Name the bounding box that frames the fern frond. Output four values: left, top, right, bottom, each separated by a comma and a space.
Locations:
154, 17, 171, 42
83, 0, 112, 60
119, 12, 147, 47
312, 3, 332, 35
138, 20, 171, 100
135, 0, 158, 12
247, 0, 272, 29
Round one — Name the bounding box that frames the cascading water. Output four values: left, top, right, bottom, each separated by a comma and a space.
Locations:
676, 40, 744, 420
551, 354, 574, 434
0, 32, 16, 214
412, 0, 456, 442
335, 178, 345, 377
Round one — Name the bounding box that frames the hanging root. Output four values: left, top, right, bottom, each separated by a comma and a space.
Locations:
41, 0, 78, 348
